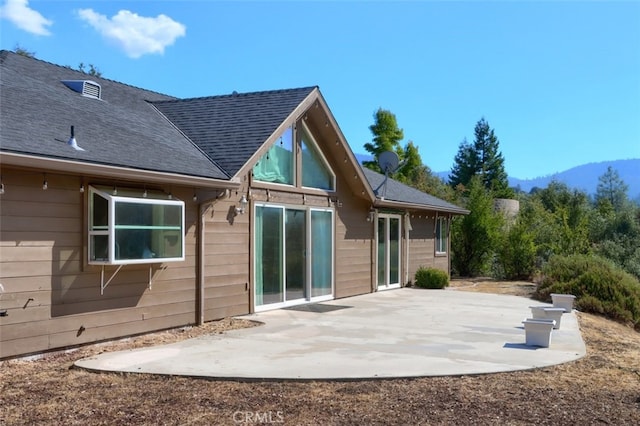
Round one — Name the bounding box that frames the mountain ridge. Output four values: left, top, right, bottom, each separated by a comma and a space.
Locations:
354, 154, 639, 200
437, 159, 640, 199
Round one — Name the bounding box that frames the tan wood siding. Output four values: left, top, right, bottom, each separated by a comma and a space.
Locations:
335, 193, 373, 298
407, 213, 449, 282
201, 190, 250, 321
0, 168, 203, 359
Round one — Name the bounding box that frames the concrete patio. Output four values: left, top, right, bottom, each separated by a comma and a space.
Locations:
74, 288, 586, 380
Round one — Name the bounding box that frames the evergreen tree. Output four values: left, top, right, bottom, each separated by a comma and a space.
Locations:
363, 108, 404, 173
362, 108, 456, 201
449, 118, 512, 198
396, 140, 422, 184
13, 44, 35, 58
451, 176, 504, 276
449, 138, 477, 190
596, 166, 629, 212
78, 62, 103, 77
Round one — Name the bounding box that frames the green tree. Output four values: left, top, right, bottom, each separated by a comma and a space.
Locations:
363, 108, 404, 173
363, 108, 427, 186
591, 200, 640, 280
595, 166, 629, 212
77, 62, 103, 77
449, 118, 512, 198
410, 165, 456, 202
451, 176, 504, 276
448, 138, 477, 191
361, 108, 458, 202
13, 44, 35, 58
531, 181, 591, 256
397, 140, 421, 180
495, 217, 537, 280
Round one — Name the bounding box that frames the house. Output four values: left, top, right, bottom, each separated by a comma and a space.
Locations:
0, 51, 468, 359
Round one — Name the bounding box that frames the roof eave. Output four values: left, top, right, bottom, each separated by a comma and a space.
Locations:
314, 91, 376, 202
373, 198, 469, 215
0, 152, 240, 189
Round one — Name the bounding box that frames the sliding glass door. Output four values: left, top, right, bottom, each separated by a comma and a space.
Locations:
255, 204, 334, 310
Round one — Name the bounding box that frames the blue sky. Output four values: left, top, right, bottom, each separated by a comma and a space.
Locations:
1, 0, 639, 179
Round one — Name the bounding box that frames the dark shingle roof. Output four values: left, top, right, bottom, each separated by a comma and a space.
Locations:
362, 168, 469, 214
152, 87, 317, 177
0, 50, 228, 180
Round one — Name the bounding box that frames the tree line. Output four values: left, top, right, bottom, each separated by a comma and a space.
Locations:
362, 108, 640, 284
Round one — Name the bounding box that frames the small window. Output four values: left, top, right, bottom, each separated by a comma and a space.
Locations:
88, 186, 185, 265
435, 216, 448, 254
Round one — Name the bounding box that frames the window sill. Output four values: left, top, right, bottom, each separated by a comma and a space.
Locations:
252, 181, 336, 196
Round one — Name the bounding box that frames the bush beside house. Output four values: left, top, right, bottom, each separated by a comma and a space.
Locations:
415, 267, 450, 289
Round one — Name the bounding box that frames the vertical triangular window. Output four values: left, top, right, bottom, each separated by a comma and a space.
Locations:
253, 126, 295, 185
300, 122, 335, 191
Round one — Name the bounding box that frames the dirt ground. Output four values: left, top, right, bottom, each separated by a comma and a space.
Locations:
1, 280, 639, 425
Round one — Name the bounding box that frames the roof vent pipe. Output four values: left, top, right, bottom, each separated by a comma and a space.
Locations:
68, 126, 85, 151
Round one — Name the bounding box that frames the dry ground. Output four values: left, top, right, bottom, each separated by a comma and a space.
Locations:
1, 280, 639, 425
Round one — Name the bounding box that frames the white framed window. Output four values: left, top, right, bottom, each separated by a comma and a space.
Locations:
88, 186, 185, 265
435, 216, 448, 254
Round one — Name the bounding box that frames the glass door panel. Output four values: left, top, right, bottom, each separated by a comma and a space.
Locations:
377, 218, 385, 286
311, 210, 332, 297
255, 206, 283, 306
389, 217, 400, 285
285, 209, 306, 301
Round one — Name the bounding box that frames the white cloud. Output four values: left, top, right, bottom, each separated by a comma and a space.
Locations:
0, 0, 53, 36
77, 9, 186, 59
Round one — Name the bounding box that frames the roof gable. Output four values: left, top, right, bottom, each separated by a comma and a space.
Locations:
152, 87, 317, 177
0, 50, 228, 180
362, 167, 468, 214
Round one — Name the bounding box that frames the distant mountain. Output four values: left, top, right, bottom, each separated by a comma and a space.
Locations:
354, 154, 639, 201
355, 153, 373, 165
435, 159, 640, 200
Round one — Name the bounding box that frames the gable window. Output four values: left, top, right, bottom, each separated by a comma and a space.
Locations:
435, 216, 448, 254
252, 126, 294, 185
300, 122, 335, 191
88, 186, 185, 265
253, 121, 336, 192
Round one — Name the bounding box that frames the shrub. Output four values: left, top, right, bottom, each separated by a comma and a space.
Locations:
495, 220, 537, 280
535, 254, 640, 327
415, 267, 449, 289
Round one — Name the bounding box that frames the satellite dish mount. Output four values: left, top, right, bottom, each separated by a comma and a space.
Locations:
377, 151, 401, 200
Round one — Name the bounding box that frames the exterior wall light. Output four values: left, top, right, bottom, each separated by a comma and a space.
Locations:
236, 194, 248, 214
366, 207, 376, 222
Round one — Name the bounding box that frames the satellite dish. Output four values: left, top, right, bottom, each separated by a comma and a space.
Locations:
377, 151, 400, 201
378, 151, 399, 175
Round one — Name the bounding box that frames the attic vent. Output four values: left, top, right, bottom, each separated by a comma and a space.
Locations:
62, 80, 102, 99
